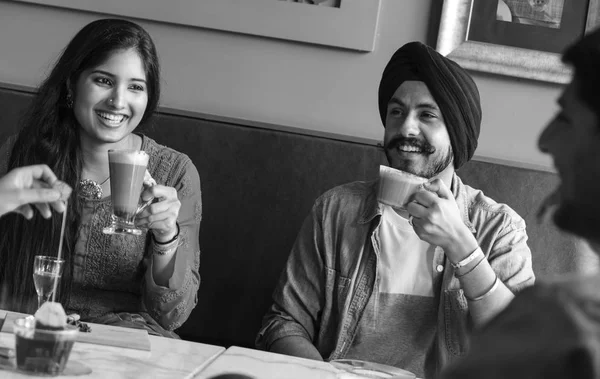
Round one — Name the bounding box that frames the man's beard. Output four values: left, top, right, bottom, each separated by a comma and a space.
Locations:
384, 136, 453, 179
554, 201, 600, 243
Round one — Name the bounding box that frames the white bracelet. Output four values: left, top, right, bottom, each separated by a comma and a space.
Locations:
451, 247, 482, 269
466, 276, 500, 302
152, 238, 179, 256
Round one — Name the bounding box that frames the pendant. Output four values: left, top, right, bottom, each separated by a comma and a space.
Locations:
78, 179, 103, 200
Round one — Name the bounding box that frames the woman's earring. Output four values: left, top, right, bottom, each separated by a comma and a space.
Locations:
66, 94, 73, 108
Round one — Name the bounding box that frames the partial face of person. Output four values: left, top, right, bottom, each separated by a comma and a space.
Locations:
538, 78, 600, 240
73, 48, 148, 145
383, 81, 453, 179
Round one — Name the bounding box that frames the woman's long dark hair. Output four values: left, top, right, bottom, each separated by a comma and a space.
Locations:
0, 18, 161, 313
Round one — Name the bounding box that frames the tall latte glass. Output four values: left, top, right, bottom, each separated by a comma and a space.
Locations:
103, 150, 150, 236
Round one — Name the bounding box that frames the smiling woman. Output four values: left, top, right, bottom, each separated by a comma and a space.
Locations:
73, 49, 149, 147
0, 19, 202, 338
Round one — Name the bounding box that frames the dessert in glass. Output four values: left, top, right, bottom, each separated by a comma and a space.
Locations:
14, 302, 78, 376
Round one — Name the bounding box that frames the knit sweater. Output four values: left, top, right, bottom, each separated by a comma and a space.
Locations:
1, 134, 202, 336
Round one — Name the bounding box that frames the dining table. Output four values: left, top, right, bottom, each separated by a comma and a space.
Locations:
195, 346, 342, 379
0, 309, 225, 378
0, 309, 422, 378
195, 346, 423, 379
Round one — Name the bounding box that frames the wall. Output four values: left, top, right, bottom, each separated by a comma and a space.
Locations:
0, 0, 562, 170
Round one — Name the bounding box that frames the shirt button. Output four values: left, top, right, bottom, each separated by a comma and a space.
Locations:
436, 264, 444, 272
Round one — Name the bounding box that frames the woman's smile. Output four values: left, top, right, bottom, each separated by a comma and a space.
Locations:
95, 110, 129, 127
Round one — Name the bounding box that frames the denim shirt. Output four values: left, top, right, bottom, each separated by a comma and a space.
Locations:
256, 174, 535, 375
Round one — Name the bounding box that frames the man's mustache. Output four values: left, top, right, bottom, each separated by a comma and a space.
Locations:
384, 137, 435, 154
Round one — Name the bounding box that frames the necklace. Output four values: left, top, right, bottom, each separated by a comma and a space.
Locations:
78, 176, 110, 200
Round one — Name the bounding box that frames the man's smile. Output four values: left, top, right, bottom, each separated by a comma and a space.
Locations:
397, 144, 427, 154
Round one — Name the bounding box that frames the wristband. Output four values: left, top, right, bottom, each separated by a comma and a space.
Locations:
466, 276, 500, 302
451, 247, 483, 269
455, 255, 486, 278
152, 236, 179, 256
152, 222, 180, 245
152, 241, 178, 256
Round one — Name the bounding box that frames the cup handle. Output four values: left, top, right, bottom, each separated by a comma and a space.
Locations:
136, 197, 154, 216
136, 180, 156, 216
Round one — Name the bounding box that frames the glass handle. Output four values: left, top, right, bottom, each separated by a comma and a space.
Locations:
136, 181, 156, 215
136, 197, 154, 215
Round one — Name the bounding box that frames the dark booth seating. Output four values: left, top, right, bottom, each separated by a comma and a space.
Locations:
0, 84, 596, 349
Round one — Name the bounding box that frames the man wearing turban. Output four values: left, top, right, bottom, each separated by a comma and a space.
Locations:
256, 42, 534, 378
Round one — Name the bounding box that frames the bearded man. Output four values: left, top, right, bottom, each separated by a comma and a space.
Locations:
441, 26, 600, 379
256, 42, 535, 378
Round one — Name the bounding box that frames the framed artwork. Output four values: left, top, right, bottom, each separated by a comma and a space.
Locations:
12, 0, 381, 52
437, 0, 600, 83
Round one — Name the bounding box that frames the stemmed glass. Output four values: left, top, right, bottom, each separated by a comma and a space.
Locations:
33, 255, 64, 309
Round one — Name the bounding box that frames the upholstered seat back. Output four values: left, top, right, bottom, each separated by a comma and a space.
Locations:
0, 85, 595, 349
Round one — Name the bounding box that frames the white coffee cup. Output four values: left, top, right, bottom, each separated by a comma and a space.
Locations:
377, 165, 428, 210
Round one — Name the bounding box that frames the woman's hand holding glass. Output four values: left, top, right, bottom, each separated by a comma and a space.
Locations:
136, 185, 181, 242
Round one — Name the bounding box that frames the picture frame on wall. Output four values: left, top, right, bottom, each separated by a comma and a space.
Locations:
12, 0, 381, 52
437, 0, 600, 84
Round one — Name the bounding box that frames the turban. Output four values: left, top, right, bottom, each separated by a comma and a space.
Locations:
378, 42, 481, 169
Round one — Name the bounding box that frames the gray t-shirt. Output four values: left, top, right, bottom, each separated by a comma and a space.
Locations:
344, 205, 439, 377
345, 293, 437, 376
